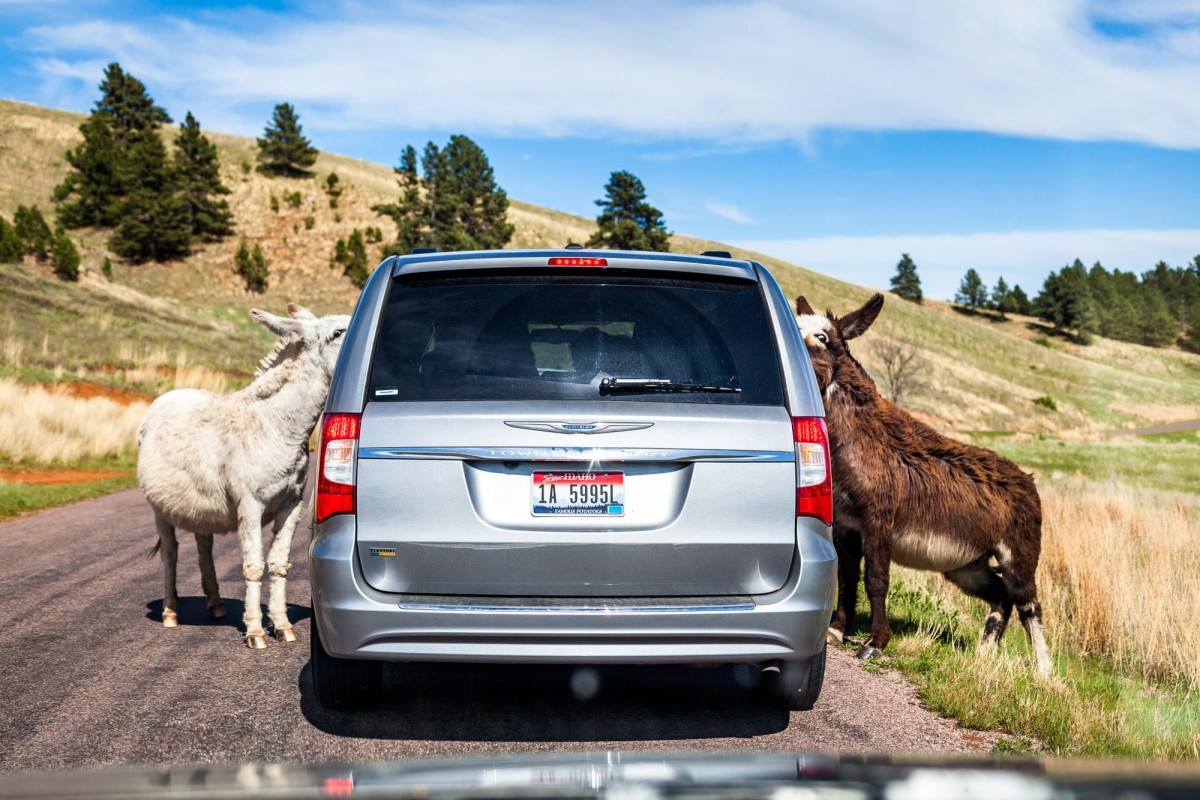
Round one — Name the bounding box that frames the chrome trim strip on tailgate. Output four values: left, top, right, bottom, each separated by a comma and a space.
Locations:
394, 594, 756, 613
359, 446, 794, 463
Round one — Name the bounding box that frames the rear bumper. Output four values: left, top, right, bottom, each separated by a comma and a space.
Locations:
308, 516, 836, 665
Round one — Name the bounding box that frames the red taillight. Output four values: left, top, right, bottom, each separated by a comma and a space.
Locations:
793, 416, 832, 526
548, 256, 607, 267
316, 412, 360, 523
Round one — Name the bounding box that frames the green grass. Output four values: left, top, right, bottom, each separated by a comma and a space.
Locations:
853, 576, 1200, 760
991, 439, 1200, 495
0, 473, 138, 522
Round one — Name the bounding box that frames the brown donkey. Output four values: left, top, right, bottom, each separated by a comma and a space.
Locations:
794, 293, 1052, 676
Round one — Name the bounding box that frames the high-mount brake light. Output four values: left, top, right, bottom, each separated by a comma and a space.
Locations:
793, 416, 832, 526
548, 257, 607, 267
316, 412, 360, 523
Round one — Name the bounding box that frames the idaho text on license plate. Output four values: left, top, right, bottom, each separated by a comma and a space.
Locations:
531, 472, 624, 516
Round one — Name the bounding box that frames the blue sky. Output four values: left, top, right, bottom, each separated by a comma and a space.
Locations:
2, 0, 1199, 300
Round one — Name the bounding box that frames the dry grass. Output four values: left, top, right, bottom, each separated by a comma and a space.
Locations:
0, 379, 147, 464
1039, 481, 1200, 691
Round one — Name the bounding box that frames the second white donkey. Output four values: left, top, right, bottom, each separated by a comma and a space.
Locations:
137, 304, 350, 648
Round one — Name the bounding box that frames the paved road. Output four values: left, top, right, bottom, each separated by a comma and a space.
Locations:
1105, 419, 1200, 436
0, 488, 989, 774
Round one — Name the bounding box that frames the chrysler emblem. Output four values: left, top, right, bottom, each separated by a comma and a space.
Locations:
504, 421, 654, 435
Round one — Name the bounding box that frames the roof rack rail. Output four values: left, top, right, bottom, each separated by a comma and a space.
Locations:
411, 247, 439, 254
701, 250, 732, 258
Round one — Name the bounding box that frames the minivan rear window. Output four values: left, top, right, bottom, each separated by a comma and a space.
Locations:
368, 271, 786, 405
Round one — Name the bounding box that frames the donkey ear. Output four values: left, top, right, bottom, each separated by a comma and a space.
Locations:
837, 293, 884, 340
251, 309, 305, 338
795, 296, 817, 316
286, 303, 317, 320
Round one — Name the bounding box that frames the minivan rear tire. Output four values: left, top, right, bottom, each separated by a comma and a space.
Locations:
760, 642, 826, 710
311, 612, 383, 710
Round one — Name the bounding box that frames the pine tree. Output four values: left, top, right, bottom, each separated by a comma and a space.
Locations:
110, 130, 192, 262
256, 103, 318, 176
94, 62, 171, 143
0, 216, 22, 263
955, 268, 988, 308
586, 171, 670, 252
54, 63, 171, 229
993, 276, 1014, 319
889, 253, 923, 304
174, 112, 233, 240
1181, 299, 1200, 353
332, 229, 371, 287
1010, 284, 1032, 315
374, 137, 513, 253
14, 205, 52, 261
54, 115, 124, 228
50, 225, 80, 281
235, 240, 269, 292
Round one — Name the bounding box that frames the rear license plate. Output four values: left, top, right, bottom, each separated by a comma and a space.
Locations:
531, 472, 624, 516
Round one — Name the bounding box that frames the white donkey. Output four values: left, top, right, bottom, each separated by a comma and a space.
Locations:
137, 304, 350, 648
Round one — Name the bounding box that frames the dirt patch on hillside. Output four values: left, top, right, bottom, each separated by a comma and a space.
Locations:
50, 381, 153, 406
0, 468, 132, 486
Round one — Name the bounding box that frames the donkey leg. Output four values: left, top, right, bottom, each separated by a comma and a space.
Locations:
155, 512, 180, 628
859, 526, 893, 658
997, 542, 1053, 677
194, 533, 225, 618
829, 525, 863, 644
265, 501, 303, 642
236, 501, 268, 649
944, 556, 1012, 653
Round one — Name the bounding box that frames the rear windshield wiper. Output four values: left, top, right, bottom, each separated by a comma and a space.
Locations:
599, 377, 742, 394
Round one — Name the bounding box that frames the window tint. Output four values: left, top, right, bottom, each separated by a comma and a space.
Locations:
368, 271, 785, 405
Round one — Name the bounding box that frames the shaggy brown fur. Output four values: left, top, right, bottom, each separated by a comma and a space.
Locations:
794, 293, 1051, 676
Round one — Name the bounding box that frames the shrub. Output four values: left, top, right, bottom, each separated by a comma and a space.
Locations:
101, 256, 113, 279
240, 160, 252, 175
1033, 395, 1057, 411
235, 240, 269, 293
285, 190, 303, 209
269, 194, 279, 213
50, 226, 80, 281
304, 215, 315, 230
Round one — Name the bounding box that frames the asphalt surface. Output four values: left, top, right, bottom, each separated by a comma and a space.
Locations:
0, 487, 991, 775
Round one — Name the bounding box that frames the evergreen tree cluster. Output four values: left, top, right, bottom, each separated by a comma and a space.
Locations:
373, 136, 514, 254
332, 229, 371, 287
586, 171, 670, 252
1032, 258, 1198, 348
0, 206, 79, 280
952, 269, 1033, 319
52, 63, 233, 263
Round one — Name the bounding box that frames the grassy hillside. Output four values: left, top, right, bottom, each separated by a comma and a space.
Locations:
3, 95, 1199, 435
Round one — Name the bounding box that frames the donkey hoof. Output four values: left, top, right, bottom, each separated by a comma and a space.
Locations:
162, 611, 178, 628
856, 644, 881, 661
827, 627, 845, 645
208, 603, 226, 619
274, 627, 297, 643
245, 633, 268, 650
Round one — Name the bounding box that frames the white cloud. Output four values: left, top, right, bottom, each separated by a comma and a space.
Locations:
733, 229, 1200, 300
14, 0, 1200, 147
705, 201, 753, 224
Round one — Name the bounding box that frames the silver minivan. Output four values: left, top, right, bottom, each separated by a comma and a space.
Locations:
308, 248, 836, 710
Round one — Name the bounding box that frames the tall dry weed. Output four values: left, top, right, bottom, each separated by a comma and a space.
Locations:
1039, 482, 1200, 692
0, 379, 147, 464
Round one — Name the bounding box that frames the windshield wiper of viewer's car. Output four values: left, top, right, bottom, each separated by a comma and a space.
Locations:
599, 377, 742, 394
